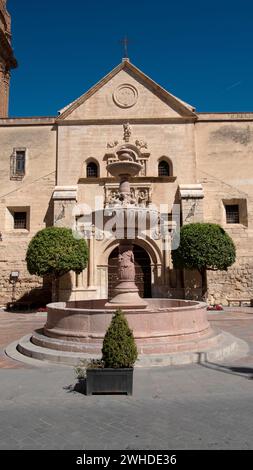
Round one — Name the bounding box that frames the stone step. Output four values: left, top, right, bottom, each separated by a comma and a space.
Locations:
5, 330, 249, 368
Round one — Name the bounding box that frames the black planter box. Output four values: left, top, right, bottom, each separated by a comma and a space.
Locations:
86, 368, 133, 395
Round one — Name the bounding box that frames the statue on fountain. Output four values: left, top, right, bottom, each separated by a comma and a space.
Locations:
118, 246, 135, 282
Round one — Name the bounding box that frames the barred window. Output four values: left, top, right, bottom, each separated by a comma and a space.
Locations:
11, 148, 26, 179
158, 160, 170, 177
14, 212, 27, 229
16, 150, 26, 174
87, 161, 98, 178
225, 205, 240, 224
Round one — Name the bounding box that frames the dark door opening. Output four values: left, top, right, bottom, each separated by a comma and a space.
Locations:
108, 244, 151, 299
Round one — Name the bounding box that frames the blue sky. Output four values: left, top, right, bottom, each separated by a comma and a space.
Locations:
7, 0, 253, 116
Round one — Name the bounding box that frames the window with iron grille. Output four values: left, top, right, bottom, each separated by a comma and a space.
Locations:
225, 204, 240, 224
87, 162, 98, 178
14, 212, 27, 229
10, 148, 26, 179
158, 160, 170, 177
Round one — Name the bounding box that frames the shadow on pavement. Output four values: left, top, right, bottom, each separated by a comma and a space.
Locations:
197, 352, 253, 379
63, 378, 87, 395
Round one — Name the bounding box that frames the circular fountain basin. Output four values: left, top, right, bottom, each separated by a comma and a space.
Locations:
31, 298, 213, 355
107, 161, 143, 178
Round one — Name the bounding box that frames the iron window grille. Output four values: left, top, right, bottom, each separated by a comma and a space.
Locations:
14, 212, 27, 229
225, 204, 240, 224
158, 161, 170, 177
87, 162, 98, 178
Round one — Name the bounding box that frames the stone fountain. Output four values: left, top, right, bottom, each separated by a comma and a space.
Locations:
105, 147, 148, 308
10, 148, 245, 366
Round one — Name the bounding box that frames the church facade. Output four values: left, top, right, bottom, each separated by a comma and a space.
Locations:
1, 5, 253, 306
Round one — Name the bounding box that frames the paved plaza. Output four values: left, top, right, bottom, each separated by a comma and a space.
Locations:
0, 308, 253, 450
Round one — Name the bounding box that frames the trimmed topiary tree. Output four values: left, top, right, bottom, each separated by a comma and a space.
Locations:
172, 223, 236, 299
102, 309, 138, 368
26, 227, 88, 301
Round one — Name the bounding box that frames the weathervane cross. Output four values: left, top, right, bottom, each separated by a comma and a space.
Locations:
120, 36, 130, 59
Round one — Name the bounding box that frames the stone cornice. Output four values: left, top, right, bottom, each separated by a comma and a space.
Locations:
179, 184, 204, 199
0, 116, 195, 127
4, 114, 253, 127
53, 186, 78, 200
78, 176, 177, 184
197, 112, 253, 122
56, 117, 197, 125
0, 117, 56, 126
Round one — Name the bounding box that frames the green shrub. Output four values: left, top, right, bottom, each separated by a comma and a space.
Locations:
102, 309, 138, 368
26, 227, 88, 301
26, 227, 88, 277
172, 223, 236, 298
172, 223, 236, 272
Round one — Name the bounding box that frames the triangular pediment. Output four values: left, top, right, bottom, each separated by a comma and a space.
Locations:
57, 60, 196, 121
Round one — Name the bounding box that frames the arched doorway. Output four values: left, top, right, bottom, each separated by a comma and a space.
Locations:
108, 244, 151, 299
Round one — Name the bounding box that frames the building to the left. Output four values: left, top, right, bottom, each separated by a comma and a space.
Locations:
0, 1, 55, 305
0, 0, 17, 116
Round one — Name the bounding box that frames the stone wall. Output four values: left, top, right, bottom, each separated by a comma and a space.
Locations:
196, 118, 253, 303
207, 259, 253, 305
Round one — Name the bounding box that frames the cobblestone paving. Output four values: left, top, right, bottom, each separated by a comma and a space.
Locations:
0, 308, 253, 450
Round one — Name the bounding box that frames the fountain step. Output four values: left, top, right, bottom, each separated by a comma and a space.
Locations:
5, 330, 249, 368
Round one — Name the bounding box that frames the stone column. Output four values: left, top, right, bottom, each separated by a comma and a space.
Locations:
76, 272, 83, 288
88, 226, 95, 287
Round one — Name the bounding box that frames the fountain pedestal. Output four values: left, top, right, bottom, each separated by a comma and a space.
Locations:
106, 240, 147, 308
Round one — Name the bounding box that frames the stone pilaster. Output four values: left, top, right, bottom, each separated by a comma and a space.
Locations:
52, 186, 78, 228
179, 184, 204, 299
179, 184, 204, 225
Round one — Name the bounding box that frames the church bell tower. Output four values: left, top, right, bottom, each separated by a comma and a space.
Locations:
0, 0, 17, 117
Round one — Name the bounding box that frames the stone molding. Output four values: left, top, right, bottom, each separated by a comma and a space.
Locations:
179, 184, 204, 199
53, 186, 77, 201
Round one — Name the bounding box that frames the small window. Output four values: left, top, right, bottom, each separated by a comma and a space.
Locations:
158, 160, 170, 177
225, 205, 239, 224
11, 148, 26, 179
87, 161, 98, 178
14, 212, 27, 229
16, 150, 26, 174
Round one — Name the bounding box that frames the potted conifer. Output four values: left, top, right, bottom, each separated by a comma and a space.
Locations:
86, 309, 138, 396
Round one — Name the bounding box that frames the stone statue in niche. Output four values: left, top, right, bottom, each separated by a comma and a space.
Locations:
118, 246, 135, 281
123, 122, 132, 142
138, 189, 148, 207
